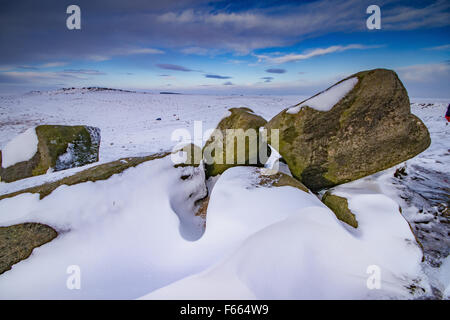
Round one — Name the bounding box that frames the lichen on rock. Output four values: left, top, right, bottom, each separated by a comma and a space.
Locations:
266, 69, 431, 191
203, 107, 270, 177
0, 223, 57, 275
322, 192, 358, 228
0, 125, 101, 182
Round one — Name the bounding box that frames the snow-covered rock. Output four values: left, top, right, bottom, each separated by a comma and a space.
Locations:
142, 166, 427, 300
0, 125, 101, 182
0, 128, 38, 168
266, 69, 431, 191
286, 77, 358, 114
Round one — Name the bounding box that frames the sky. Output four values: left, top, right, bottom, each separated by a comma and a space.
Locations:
0, 0, 449, 98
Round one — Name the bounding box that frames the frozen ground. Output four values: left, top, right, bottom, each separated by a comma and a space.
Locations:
0, 88, 302, 163
0, 89, 448, 299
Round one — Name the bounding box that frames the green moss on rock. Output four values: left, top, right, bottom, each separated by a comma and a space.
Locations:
258, 171, 309, 193
0, 125, 101, 183
203, 108, 270, 177
266, 69, 431, 191
0, 223, 57, 275
322, 192, 358, 228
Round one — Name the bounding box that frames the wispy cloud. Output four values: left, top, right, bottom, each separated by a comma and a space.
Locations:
180, 47, 210, 55
40, 62, 67, 68
425, 44, 450, 51
63, 69, 106, 75
256, 44, 381, 64
261, 76, 274, 83
383, 0, 450, 30
156, 64, 193, 72
87, 48, 164, 62
205, 74, 232, 79
18, 62, 67, 70
0, 71, 87, 83
266, 68, 286, 74
223, 81, 234, 85
396, 62, 450, 82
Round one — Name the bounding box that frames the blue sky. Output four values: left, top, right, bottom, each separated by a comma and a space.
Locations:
0, 0, 449, 97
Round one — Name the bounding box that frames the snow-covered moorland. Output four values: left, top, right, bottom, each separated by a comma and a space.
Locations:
0, 89, 448, 299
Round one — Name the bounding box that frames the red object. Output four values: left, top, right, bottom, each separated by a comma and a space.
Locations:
446, 116, 450, 122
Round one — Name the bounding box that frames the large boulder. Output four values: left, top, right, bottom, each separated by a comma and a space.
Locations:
203, 107, 270, 177
265, 69, 431, 191
0, 125, 101, 182
0, 223, 57, 275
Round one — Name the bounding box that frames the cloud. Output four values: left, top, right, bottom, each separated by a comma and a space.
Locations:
156, 64, 193, 72
205, 74, 231, 79
266, 68, 286, 74
0, 71, 87, 83
122, 48, 164, 55
223, 81, 233, 85
40, 62, 67, 68
396, 62, 450, 82
261, 76, 274, 82
90, 47, 164, 61
425, 44, 450, 51
63, 69, 106, 75
1, 0, 449, 64
180, 47, 210, 55
18, 62, 67, 70
395, 62, 450, 98
17, 65, 39, 70
256, 44, 381, 64
383, 0, 450, 30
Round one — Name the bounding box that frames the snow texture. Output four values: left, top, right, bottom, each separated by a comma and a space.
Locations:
286, 77, 358, 114
142, 167, 426, 300
0, 90, 447, 300
1, 127, 38, 168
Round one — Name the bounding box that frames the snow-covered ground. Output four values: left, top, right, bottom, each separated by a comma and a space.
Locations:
0, 89, 448, 299
0, 89, 302, 163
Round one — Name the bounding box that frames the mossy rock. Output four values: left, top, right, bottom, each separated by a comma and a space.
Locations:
172, 143, 202, 168
266, 69, 431, 191
203, 108, 270, 177
0, 223, 57, 275
0, 125, 101, 183
258, 171, 309, 193
322, 192, 358, 228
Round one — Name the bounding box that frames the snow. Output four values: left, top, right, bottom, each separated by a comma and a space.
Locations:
1, 127, 38, 168
0, 90, 448, 300
287, 77, 358, 114
0, 163, 426, 299
55, 143, 75, 170
142, 168, 426, 300
0, 156, 209, 299
0, 90, 301, 164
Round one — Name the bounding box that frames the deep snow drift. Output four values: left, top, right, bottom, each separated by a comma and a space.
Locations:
0, 90, 448, 299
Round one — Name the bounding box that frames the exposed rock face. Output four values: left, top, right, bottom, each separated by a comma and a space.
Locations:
203, 108, 270, 177
266, 69, 431, 191
1, 125, 101, 182
322, 192, 358, 228
0, 223, 57, 275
